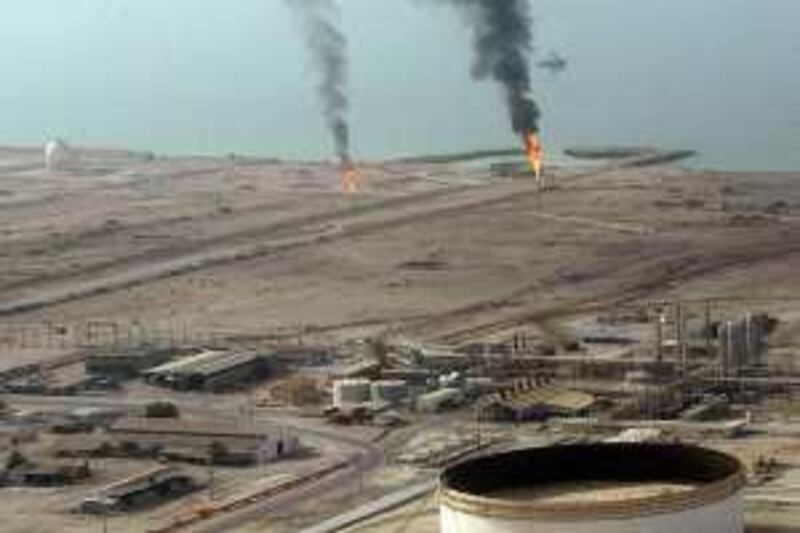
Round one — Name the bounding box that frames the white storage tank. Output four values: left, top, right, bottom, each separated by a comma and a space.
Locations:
44, 139, 71, 172
439, 443, 746, 533
332, 378, 371, 407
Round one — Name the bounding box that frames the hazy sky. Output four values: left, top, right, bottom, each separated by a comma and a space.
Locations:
0, 0, 797, 169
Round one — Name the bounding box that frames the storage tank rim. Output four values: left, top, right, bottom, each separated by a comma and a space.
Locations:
439, 444, 745, 520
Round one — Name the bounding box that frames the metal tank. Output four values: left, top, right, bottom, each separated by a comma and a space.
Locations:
439, 443, 745, 533
44, 139, 70, 172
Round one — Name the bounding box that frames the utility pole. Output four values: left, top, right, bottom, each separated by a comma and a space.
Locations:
355, 453, 364, 497
743, 313, 752, 398
704, 300, 713, 362
101, 508, 108, 533
745, 313, 753, 367
725, 321, 734, 382
474, 402, 482, 448
207, 451, 215, 502
655, 311, 665, 363
675, 302, 687, 373
678, 301, 688, 407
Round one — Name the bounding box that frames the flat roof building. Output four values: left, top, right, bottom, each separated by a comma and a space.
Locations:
80, 466, 199, 514
143, 350, 270, 392
108, 418, 298, 465
86, 347, 174, 379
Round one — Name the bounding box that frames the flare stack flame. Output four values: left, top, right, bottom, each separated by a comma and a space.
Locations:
341, 161, 359, 194
289, 0, 357, 194
524, 132, 543, 184
442, 0, 545, 185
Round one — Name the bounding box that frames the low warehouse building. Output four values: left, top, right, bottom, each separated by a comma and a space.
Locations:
440, 443, 746, 533
143, 350, 270, 392
108, 418, 298, 465
85, 347, 174, 379
80, 466, 199, 514
1, 461, 91, 487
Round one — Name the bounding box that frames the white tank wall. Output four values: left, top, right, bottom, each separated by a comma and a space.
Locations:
441, 493, 744, 533
44, 139, 70, 172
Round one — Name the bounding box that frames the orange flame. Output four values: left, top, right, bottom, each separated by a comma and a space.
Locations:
341, 165, 359, 194
523, 132, 543, 182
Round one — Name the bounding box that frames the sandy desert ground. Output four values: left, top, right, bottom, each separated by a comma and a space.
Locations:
0, 146, 798, 344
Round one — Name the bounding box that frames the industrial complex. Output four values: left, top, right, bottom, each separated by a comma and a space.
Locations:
0, 4, 797, 525
0, 143, 795, 533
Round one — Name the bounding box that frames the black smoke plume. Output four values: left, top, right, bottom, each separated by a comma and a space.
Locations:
289, 0, 351, 164
449, 0, 540, 134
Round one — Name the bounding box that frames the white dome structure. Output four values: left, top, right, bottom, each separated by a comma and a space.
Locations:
439, 443, 746, 533
44, 139, 71, 172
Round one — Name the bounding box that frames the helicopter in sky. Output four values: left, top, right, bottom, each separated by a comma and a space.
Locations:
537, 52, 568, 74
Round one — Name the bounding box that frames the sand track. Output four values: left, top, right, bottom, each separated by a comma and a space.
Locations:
0, 161, 640, 318
0, 183, 513, 316
394, 232, 800, 346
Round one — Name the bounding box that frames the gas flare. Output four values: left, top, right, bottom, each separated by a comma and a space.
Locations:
523, 131, 543, 183
288, 0, 356, 194
434, 0, 546, 188
341, 162, 359, 194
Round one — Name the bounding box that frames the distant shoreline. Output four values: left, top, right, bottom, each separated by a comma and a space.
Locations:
0, 143, 795, 174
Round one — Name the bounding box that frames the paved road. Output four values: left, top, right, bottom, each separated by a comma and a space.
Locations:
300, 480, 436, 533
186, 406, 385, 533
